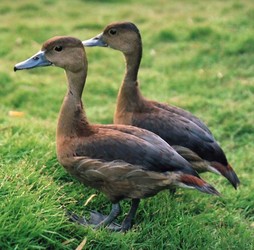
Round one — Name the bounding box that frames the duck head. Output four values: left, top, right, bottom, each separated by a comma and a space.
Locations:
14, 36, 86, 73
83, 21, 142, 55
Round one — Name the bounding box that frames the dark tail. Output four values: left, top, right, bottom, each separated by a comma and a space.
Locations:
178, 174, 220, 196
210, 162, 240, 189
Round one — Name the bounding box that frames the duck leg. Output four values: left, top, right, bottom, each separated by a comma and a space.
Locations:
91, 199, 140, 232
168, 187, 176, 196
121, 199, 140, 232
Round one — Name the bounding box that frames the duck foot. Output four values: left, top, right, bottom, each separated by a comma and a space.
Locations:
66, 199, 140, 232
89, 211, 122, 231
66, 203, 122, 231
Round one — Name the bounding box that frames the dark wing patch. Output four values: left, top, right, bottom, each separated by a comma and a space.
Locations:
132, 106, 228, 165
151, 100, 212, 135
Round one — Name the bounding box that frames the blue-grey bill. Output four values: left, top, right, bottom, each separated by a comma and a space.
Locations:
14, 50, 52, 71
82, 33, 108, 47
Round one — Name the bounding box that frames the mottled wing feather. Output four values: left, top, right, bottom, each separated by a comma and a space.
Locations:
71, 156, 180, 202
172, 145, 210, 172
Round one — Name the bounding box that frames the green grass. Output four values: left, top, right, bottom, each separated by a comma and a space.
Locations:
1, 0, 254, 249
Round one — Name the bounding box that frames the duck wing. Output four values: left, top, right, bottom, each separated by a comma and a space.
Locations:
74, 125, 198, 176
151, 100, 212, 135
132, 106, 228, 166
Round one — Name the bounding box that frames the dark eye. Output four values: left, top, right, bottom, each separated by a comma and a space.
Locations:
54, 46, 63, 52
109, 29, 117, 35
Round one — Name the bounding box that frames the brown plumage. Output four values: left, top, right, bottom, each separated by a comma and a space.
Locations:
82, 21, 240, 189
14, 36, 219, 232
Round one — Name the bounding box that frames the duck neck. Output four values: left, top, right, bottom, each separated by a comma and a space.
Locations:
123, 48, 141, 83
57, 68, 93, 138
116, 46, 144, 114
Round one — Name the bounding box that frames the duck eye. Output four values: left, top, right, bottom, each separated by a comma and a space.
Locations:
54, 46, 63, 52
109, 29, 117, 35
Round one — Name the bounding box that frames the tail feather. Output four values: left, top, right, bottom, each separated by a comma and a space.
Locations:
211, 162, 240, 189
178, 174, 220, 196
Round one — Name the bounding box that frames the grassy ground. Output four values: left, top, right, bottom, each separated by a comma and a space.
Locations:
0, 0, 254, 249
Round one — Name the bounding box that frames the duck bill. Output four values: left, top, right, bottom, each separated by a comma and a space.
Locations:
14, 50, 52, 71
82, 33, 108, 47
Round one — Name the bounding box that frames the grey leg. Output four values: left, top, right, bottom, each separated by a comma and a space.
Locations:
121, 199, 140, 232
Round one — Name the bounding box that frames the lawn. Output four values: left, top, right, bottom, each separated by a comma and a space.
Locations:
0, 0, 254, 249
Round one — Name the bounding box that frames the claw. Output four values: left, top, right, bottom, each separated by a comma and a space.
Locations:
66, 210, 88, 225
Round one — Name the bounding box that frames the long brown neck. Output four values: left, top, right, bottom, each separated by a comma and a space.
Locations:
57, 68, 94, 138
124, 47, 142, 82
115, 45, 144, 118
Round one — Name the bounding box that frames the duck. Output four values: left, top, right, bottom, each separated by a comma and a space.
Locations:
14, 36, 220, 232
82, 21, 240, 189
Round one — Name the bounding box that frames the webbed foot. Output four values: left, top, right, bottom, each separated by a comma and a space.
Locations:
66, 203, 121, 231
89, 211, 121, 231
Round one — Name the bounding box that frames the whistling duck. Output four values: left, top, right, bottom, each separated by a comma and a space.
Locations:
14, 36, 219, 232
82, 21, 240, 189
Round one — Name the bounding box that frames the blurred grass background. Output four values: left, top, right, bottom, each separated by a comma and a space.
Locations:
0, 0, 253, 249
